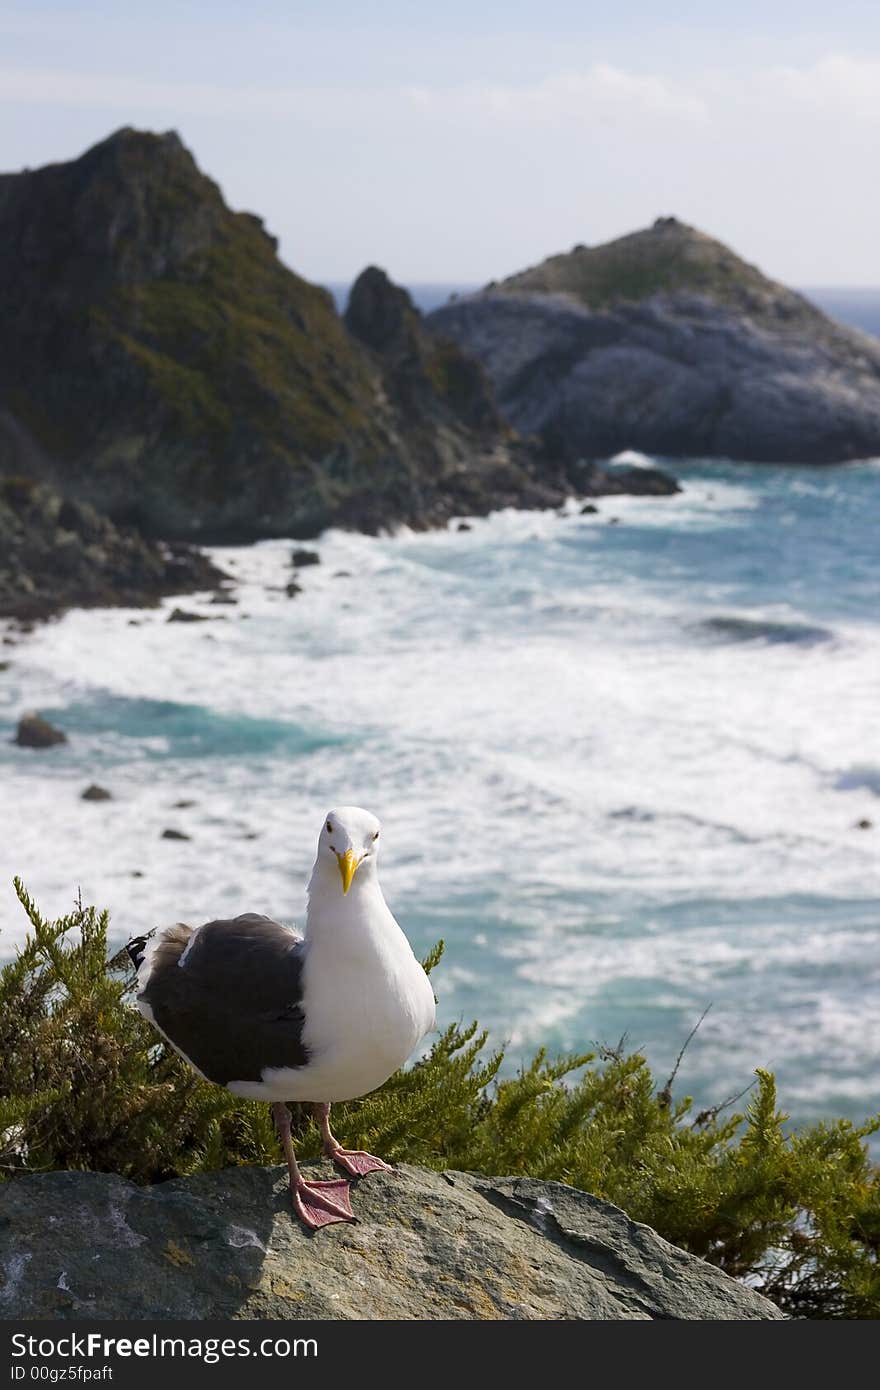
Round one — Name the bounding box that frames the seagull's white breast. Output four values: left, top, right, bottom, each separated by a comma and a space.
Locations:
228, 882, 435, 1103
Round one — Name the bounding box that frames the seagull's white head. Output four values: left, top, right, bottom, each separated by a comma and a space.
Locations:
317, 806, 382, 895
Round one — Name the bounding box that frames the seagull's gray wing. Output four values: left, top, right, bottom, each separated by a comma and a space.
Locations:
134, 913, 309, 1086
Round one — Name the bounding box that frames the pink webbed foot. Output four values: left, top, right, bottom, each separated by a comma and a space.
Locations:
292, 1177, 355, 1229
329, 1148, 394, 1178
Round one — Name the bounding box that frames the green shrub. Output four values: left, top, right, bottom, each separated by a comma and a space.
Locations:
1, 881, 878, 1318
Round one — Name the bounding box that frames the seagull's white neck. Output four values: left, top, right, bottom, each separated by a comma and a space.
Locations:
305, 856, 388, 943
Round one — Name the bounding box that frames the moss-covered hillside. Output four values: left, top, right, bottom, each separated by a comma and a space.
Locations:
0, 129, 402, 539
497, 216, 828, 332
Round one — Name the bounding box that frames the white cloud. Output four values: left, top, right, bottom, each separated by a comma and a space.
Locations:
758, 54, 880, 122
405, 64, 707, 124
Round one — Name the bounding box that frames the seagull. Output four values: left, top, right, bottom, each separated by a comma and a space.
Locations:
127, 806, 436, 1228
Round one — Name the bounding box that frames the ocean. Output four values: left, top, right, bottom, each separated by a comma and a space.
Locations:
2, 455, 879, 1135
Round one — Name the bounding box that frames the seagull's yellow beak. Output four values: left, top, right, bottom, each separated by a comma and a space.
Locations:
337, 848, 359, 895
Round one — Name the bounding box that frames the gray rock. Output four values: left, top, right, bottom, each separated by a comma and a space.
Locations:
81, 784, 112, 801
161, 828, 190, 841
167, 608, 210, 623
0, 1165, 783, 1320
428, 222, 880, 465
0, 478, 223, 623
13, 711, 67, 748
291, 548, 320, 567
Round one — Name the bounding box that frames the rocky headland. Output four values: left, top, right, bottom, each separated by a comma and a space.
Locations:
0, 129, 677, 557
0, 1164, 783, 1320
428, 217, 880, 464
0, 476, 222, 621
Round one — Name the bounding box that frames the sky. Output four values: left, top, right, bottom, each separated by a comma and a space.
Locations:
1, 2, 879, 286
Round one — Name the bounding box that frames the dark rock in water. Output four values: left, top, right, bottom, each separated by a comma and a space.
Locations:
0, 479, 223, 622
81, 784, 112, 801
607, 517, 621, 525
428, 219, 880, 464
698, 615, 834, 647
609, 806, 655, 823
167, 607, 209, 623
333, 570, 352, 578
131, 870, 144, 877
580, 502, 599, 514
161, 827, 190, 841
172, 799, 197, 808
0, 659, 10, 671
209, 591, 238, 605
0, 1165, 783, 1320
456, 521, 473, 531
13, 711, 67, 748
605, 465, 680, 496
855, 818, 873, 830
573, 459, 680, 499
291, 547, 320, 567
285, 580, 302, 597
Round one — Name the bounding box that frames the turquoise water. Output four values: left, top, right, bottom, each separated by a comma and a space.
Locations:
1, 458, 878, 1132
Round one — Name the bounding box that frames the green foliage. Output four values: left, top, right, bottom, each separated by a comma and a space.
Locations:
2, 885, 878, 1318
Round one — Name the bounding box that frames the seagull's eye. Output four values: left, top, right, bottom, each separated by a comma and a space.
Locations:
373, 831, 379, 840
326, 822, 333, 834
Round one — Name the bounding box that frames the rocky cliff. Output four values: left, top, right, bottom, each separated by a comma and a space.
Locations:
428, 217, 880, 464
0, 1164, 783, 1319
0, 477, 221, 620
0, 130, 675, 546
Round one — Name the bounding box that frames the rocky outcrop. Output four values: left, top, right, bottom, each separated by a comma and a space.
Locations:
0, 476, 221, 620
345, 265, 503, 435
0, 131, 682, 548
81, 784, 112, 800
0, 1164, 782, 1320
12, 711, 67, 748
428, 217, 880, 464
0, 129, 394, 541
339, 266, 586, 530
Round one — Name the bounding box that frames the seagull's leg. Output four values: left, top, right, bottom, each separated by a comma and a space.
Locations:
315, 1102, 394, 1177
271, 1101, 354, 1229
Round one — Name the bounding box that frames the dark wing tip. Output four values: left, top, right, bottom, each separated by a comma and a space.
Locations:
126, 933, 151, 971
